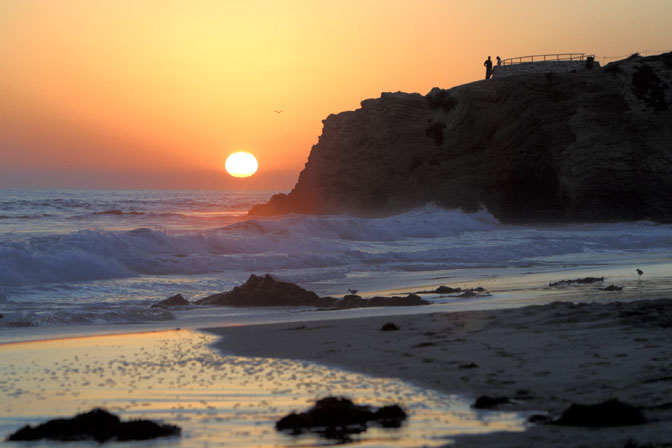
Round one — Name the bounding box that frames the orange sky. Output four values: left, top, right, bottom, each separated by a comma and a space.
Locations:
1, 0, 671, 190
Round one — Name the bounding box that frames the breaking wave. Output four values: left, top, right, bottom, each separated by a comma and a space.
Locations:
1, 205, 671, 287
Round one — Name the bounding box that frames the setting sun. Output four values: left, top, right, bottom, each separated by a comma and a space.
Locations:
225, 152, 258, 178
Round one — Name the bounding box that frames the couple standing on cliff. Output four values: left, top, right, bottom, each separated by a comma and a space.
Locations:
484, 56, 501, 79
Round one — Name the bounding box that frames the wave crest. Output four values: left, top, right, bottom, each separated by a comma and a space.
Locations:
1, 205, 670, 287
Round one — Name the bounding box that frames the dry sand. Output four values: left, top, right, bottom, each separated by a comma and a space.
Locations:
209, 299, 672, 447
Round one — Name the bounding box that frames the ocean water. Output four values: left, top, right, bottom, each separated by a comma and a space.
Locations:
2, 188, 672, 446
1, 188, 672, 342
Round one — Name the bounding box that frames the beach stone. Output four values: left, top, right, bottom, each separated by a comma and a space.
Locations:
459, 362, 479, 369
372, 405, 407, 428
333, 293, 429, 309
472, 395, 510, 409
380, 322, 400, 331
528, 414, 552, 424
434, 286, 462, 294
276, 396, 407, 437
554, 398, 646, 427
458, 290, 478, 298
151, 293, 189, 308
549, 277, 604, 287
6, 408, 180, 442
195, 274, 336, 307
602, 284, 623, 291
414, 286, 461, 294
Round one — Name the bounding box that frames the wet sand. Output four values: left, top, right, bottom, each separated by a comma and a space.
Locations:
209, 298, 672, 447
0, 329, 527, 447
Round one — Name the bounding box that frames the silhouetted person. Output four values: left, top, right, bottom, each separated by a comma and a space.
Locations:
484, 56, 493, 79
496, 56, 502, 66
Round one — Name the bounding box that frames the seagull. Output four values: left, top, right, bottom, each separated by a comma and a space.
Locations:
636, 268, 643, 278
274, 109, 283, 114
348, 289, 358, 295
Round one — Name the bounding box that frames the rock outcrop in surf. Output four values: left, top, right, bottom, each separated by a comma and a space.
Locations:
195, 274, 333, 307
151, 293, 189, 308
193, 274, 430, 309
250, 53, 672, 222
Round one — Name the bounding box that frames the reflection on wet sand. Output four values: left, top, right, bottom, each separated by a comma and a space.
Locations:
0, 330, 526, 447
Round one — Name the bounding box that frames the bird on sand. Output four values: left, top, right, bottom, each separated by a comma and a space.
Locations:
636, 269, 643, 278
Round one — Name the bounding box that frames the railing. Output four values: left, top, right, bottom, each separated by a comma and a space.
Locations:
500, 53, 593, 66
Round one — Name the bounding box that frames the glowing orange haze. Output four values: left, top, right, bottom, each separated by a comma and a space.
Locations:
1, 0, 671, 190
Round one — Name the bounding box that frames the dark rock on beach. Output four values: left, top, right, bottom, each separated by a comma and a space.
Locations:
249, 52, 672, 223
549, 277, 604, 286
435, 285, 462, 294
528, 414, 552, 424
459, 362, 479, 369
276, 396, 407, 438
6, 408, 180, 443
195, 274, 430, 309
0, 313, 3, 319
380, 322, 400, 331
554, 398, 646, 427
602, 284, 623, 291
332, 293, 429, 309
458, 290, 478, 298
195, 274, 335, 307
456, 288, 489, 298
151, 293, 189, 308
416, 285, 462, 294
472, 395, 510, 409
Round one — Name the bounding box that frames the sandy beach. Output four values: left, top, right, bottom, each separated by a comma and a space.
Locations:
2, 296, 671, 446
209, 298, 672, 447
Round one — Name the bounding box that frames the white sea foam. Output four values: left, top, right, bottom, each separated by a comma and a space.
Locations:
0, 307, 175, 328
2, 189, 672, 333
1, 204, 671, 288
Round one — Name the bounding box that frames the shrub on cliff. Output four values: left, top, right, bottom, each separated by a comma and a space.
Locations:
426, 88, 457, 112
632, 63, 669, 111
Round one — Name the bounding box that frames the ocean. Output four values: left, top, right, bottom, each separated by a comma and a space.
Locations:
1, 188, 672, 343
2, 188, 672, 446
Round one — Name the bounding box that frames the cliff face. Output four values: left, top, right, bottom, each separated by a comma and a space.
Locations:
251, 53, 672, 222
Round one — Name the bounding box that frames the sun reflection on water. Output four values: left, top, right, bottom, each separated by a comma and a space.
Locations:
0, 330, 527, 446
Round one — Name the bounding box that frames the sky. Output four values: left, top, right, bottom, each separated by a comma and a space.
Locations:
1, 0, 671, 190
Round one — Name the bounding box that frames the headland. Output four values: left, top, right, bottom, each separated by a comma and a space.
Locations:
251, 52, 672, 223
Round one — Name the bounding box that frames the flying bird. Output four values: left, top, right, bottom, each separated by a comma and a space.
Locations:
274, 109, 283, 114
348, 289, 358, 295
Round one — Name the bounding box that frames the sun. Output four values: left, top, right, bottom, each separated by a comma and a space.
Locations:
225, 152, 258, 178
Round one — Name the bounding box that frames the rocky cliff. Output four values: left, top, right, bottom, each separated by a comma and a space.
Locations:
250, 53, 672, 222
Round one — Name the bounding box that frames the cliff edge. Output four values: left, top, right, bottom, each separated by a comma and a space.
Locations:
251, 53, 672, 222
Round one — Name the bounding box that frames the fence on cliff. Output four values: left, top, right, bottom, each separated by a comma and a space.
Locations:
500, 53, 592, 66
